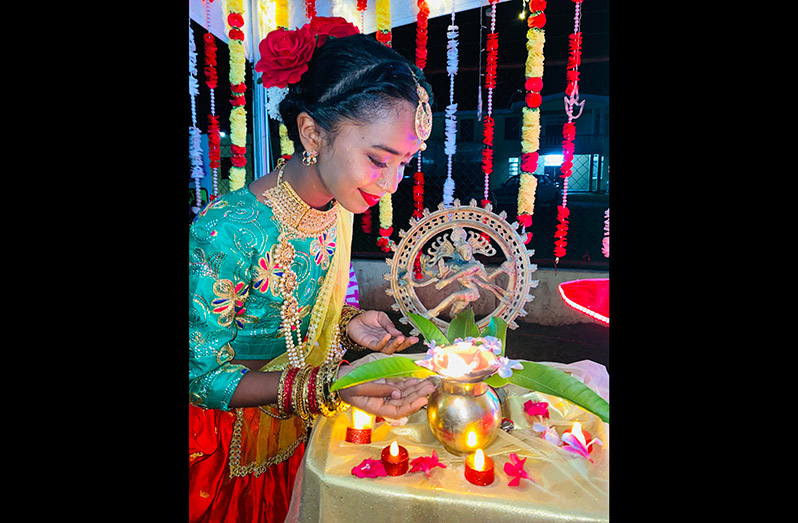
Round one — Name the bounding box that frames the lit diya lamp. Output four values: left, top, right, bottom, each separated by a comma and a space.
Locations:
345, 408, 373, 444
464, 448, 494, 486
381, 440, 409, 476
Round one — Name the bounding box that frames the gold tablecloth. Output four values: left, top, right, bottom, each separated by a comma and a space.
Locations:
286, 360, 609, 522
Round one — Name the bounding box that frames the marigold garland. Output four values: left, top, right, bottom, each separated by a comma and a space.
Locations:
554, 0, 584, 261
480, 0, 499, 208
375, 0, 393, 250
517, 0, 548, 246
376, 0, 392, 46
203, 1, 220, 199
275, 0, 289, 28
226, 0, 248, 192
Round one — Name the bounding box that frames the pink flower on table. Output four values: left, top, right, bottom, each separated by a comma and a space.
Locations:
524, 400, 549, 419
503, 453, 534, 487
351, 458, 387, 478
561, 427, 602, 464
408, 450, 447, 478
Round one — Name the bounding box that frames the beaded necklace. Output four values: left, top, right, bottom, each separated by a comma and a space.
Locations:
261, 161, 340, 368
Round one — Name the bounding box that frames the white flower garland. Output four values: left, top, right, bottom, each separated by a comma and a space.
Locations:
189, 17, 205, 215
602, 208, 609, 258
443, 8, 458, 206
265, 86, 288, 124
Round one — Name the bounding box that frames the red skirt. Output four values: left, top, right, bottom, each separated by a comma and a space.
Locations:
189, 405, 305, 523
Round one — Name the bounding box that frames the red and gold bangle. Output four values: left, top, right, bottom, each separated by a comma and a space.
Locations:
281, 367, 300, 417
307, 365, 321, 415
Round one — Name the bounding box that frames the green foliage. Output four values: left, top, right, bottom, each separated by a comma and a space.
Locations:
331, 309, 609, 423
330, 357, 434, 392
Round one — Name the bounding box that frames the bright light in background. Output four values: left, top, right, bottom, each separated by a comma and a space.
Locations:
508, 157, 520, 177
543, 154, 564, 166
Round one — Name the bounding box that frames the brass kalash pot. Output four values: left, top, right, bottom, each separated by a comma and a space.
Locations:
427, 376, 502, 456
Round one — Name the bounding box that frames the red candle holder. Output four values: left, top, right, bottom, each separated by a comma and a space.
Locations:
464, 450, 494, 486
381, 442, 409, 476
345, 426, 372, 444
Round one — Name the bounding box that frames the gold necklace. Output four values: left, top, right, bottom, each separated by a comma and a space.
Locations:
262, 161, 339, 368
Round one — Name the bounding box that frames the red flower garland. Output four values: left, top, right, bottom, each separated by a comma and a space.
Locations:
553, 0, 584, 260
203, 33, 218, 89
411, 0, 429, 278
416, 0, 429, 69
481, 0, 499, 209
305, 0, 316, 21
360, 208, 372, 233
203, 30, 220, 199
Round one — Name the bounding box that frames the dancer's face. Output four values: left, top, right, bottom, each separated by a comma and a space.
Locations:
313, 101, 423, 214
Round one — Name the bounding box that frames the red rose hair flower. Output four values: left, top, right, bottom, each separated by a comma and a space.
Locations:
309, 16, 359, 47
255, 25, 316, 89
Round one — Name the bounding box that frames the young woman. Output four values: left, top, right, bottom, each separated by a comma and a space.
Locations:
189, 19, 436, 523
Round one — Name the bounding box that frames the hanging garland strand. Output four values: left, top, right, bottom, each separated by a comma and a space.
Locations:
203, 0, 221, 199
305, 0, 316, 21
443, 5, 459, 206
226, 0, 248, 192
273, 0, 294, 161
554, 0, 585, 263
189, 17, 205, 215
375, 0, 394, 252
602, 207, 609, 258
412, 0, 429, 280
360, 0, 372, 241
412, 0, 429, 222
517, 0, 547, 246
357, 0, 368, 30
375, 0, 392, 46
481, 0, 499, 208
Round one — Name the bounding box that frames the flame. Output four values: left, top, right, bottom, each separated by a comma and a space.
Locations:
352, 408, 372, 430
466, 430, 478, 448
390, 440, 399, 457
442, 350, 473, 378
473, 449, 485, 471
571, 421, 586, 446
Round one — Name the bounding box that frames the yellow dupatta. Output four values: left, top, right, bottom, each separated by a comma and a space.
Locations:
228, 208, 354, 477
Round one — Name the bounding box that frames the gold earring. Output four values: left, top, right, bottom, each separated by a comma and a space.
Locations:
302, 150, 318, 166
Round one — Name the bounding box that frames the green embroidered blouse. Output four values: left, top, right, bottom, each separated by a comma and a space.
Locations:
188, 187, 338, 410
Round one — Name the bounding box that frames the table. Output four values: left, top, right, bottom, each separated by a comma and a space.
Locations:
286, 360, 609, 522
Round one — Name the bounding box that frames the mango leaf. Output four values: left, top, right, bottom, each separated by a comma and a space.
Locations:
506, 361, 609, 423
407, 312, 450, 346
480, 316, 508, 356
483, 373, 509, 388
447, 308, 480, 341
331, 356, 435, 391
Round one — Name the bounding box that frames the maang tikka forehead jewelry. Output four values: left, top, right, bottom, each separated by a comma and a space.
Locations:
410, 68, 432, 151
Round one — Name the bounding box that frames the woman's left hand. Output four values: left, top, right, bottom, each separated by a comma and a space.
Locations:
347, 310, 419, 354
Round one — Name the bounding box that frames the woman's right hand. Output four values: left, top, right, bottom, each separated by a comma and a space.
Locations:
337, 377, 436, 419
